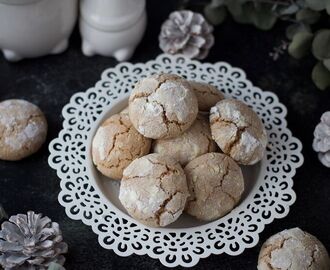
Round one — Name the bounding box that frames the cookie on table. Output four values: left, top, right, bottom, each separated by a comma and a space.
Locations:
210, 99, 267, 165
129, 73, 198, 139
258, 228, 330, 270
119, 153, 189, 227
0, 99, 47, 161
189, 81, 225, 112
184, 153, 244, 221
92, 111, 151, 180
153, 115, 217, 166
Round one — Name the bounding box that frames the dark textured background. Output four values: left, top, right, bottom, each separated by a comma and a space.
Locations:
0, 1, 329, 269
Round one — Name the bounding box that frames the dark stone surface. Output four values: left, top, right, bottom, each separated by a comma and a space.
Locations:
0, 1, 329, 269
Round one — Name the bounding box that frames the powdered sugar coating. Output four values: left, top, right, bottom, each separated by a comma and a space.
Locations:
129, 73, 198, 139
258, 228, 330, 270
210, 99, 267, 165
0, 99, 47, 161
119, 153, 189, 227
153, 115, 217, 165
184, 153, 244, 221
92, 111, 151, 180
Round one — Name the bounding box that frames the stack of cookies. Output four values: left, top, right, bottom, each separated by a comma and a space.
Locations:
92, 73, 267, 227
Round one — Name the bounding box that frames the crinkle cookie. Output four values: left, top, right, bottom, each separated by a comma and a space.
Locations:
0, 99, 47, 161
119, 153, 189, 227
153, 115, 217, 165
184, 153, 244, 221
120, 106, 129, 115
210, 99, 267, 165
188, 81, 225, 112
258, 228, 330, 270
92, 112, 151, 180
129, 73, 198, 139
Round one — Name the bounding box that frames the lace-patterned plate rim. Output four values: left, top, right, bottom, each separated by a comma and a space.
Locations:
48, 54, 304, 268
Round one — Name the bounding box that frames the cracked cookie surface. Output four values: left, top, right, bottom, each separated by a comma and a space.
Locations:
119, 153, 189, 227
184, 152, 244, 221
188, 81, 225, 112
128, 73, 198, 139
258, 228, 330, 270
210, 99, 267, 165
92, 111, 151, 180
0, 99, 47, 161
153, 114, 217, 165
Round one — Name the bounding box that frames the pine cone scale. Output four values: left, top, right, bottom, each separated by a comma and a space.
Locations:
3, 253, 29, 267
0, 241, 23, 252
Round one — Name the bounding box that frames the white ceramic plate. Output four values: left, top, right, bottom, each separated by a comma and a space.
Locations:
48, 54, 304, 268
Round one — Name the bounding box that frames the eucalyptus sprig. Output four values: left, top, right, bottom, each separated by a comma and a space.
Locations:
204, 0, 302, 30
285, 1, 330, 89
187, 0, 330, 90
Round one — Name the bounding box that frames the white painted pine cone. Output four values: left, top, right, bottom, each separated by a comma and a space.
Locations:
159, 10, 214, 59
313, 111, 330, 168
0, 211, 68, 270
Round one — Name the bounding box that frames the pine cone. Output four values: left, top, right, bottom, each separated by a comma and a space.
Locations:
313, 111, 330, 168
0, 211, 68, 270
159, 10, 214, 59
0, 205, 7, 223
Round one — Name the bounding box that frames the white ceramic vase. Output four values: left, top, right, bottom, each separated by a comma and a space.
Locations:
0, 0, 78, 61
80, 0, 147, 61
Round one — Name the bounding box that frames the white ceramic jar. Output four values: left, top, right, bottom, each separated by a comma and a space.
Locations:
80, 0, 147, 61
0, 0, 78, 61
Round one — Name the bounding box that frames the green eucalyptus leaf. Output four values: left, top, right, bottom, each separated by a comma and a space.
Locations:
312, 29, 330, 60
278, 4, 300, 15
210, 0, 225, 8
327, 3, 330, 14
288, 32, 313, 59
204, 5, 227, 25
252, 4, 277, 30
305, 0, 326, 11
312, 62, 330, 90
286, 23, 311, 40
323, 58, 330, 71
231, 3, 277, 30
296, 8, 321, 24
48, 262, 65, 270
231, 2, 253, 24
226, 0, 244, 17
